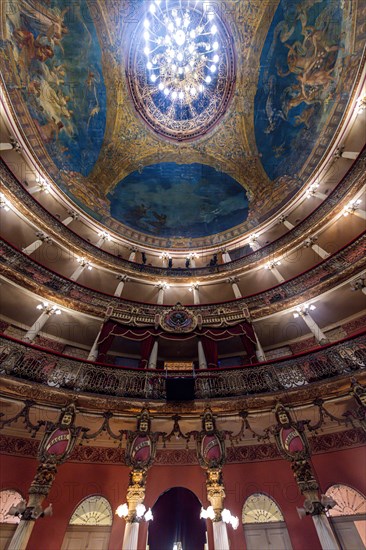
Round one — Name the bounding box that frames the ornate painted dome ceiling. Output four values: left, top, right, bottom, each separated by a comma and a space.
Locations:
1, 0, 364, 248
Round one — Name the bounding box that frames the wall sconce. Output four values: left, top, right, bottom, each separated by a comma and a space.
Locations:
200, 506, 239, 529
293, 304, 316, 318
343, 198, 362, 216
115, 503, 153, 522
76, 257, 92, 270
0, 193, 11, 211
36, 302, 61, 315
297, 495, 337, 518
7, 500, 53, 520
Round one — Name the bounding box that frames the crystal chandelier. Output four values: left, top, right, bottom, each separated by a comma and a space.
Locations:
143, 0, 220, 110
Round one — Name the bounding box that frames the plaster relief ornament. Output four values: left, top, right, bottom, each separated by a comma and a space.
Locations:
125, 409, 157, 470
273, 403, 309, 461
161, 303, 197, 332
38, 403, 81, 465
197, 408, 225, 469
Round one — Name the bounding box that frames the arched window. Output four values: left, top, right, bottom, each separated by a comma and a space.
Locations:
69, 495, 113, 526
242, 493, 292, 550
61, 495, 113, 550
325, 484, 366, 550
0, 490, 24, 550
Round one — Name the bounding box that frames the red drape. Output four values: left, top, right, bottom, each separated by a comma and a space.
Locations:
201, 336, 218, 368
97, 319, 257, 365
140, 336, 155, 369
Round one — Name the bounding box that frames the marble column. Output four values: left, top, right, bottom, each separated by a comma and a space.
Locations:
312, 515, 341, 550
87, 323, 105, 362
279, 215, 295, 230
62, 211, 78, 226
69, 259, 92, 281
253, 329, 266, 362
221, 250, 231, 263
122, 522, 139, 550
22, 233, 51, 255
192, 284, 200, 305
23, 307, 60, 343
297, 311, 329, 345
95, 233, 110, 248
198, 340, 207, 369
266, 262, 285, 283
227, 277, 242, 299
148, 340, 158, 369
114, 275, 128, 297
212, 521, 230, 550
303, 238, 330, 259
157, 285, 165, 305
128, 249, 137, 262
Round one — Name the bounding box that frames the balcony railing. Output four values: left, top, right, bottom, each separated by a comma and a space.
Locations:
1, 150, 365, 278
1, 333, 365, 400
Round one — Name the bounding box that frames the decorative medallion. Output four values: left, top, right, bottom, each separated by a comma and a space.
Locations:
127, 0, 236, 141
160, 304, 197, 332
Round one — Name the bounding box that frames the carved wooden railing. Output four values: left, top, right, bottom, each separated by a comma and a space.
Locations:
1, 150, 365, 278
1, 232, 365, 320
1, 334, 365, 400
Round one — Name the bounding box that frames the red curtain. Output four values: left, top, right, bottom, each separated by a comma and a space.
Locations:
140, 336, 155, 369
201, 336, 218, 368
97, 319, 257, 366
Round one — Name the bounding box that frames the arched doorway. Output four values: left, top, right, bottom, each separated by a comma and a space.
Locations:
147, 487, 206, 550
0, 489, 23, 550
61, 495, 113, 550
242, 493, 293, 550
326, 484, 366, 549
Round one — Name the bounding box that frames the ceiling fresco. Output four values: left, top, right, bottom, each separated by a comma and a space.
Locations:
108, 163, 249, 238
1, 0, 107, 176
255, 0, 350, 181
0, 0, 364, 248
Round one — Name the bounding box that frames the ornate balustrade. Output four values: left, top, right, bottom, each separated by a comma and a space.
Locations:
1, 334, 365, 401
1, 231, 365, 320
1, 150, 365, 279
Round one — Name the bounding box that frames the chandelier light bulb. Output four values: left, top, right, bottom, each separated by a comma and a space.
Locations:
115, 503, 129, 518
142, 0, 221, 110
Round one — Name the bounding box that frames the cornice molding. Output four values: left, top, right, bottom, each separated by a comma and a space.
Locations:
1, 152, 365, 281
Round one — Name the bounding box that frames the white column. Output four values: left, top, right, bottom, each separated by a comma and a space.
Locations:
148, 340, 158, 369
190, 257, 196, 268
157, 285, 165, 305
87, 323, 104, 361
253, 328, 266, 362
312, 515, 341, 550
95, 235, 108, 247
313, 191, 327, 200
198, 340, 207, 369
304, 238, 330, 259
338, 150, 359, 160
193, 285, 200, 305
114, 275, 128, 297
69, 262, 90, 282
212, 521, 230, 550
129, 249, 137, 262
232, 282, 242, 299
299, 312, 328, 345
122, 522, 139, 550
23, 311, 50, 343
221, 250, 231, 263
279, 215, 295, 230
22, 233, 50, 255
267, 264, 285, 283
249, 237, 261, 251
0, 143, 13, 151
353, 208, 366, 220
62, 211, 78, 226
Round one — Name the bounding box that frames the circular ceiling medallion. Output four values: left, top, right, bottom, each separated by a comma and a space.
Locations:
127, 1, 236, 141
